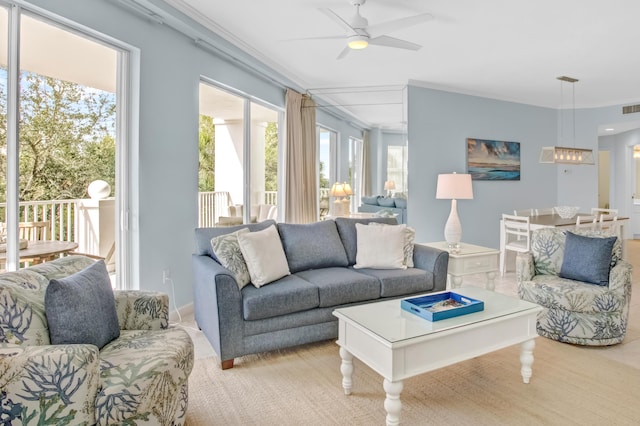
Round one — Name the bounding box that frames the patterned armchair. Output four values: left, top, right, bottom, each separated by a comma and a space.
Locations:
517, 228, 632, 346
0, 256, 194, 425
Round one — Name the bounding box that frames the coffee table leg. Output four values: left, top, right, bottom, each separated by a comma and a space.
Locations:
520, 339, 535, 384
383, 378, 403, 426
339, 347, 354, 395
486, 270, 496, 291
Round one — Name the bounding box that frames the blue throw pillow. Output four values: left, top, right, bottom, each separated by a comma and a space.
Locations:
559, 232, 617, 286
45, 260, 120, 349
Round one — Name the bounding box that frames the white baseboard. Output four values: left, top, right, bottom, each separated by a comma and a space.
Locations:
170, 302, 194, 323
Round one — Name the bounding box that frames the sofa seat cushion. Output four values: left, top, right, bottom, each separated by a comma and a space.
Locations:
97, 327, 194, 426
278, 220, 348, 273
295, 267, 380, 307
242, 275, 319, 321
519, 275, 625, 314
355, 267, 432, 297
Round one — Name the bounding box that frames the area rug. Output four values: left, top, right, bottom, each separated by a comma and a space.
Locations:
184, 336, 640, 425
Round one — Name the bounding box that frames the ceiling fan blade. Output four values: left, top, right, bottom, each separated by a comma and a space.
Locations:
367, 13, 433, 38
336, 46, 351, 60
369, 35, 422, 51
319, 8, 358, 35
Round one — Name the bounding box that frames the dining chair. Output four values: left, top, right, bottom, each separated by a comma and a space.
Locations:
575, 215, 597, 230
534, 208, 555, 215
591, 207, 618, 221
598, 214, 619, 236
18, 221, 50, 241
513, 208, 534, 216
500, 213, 531, 276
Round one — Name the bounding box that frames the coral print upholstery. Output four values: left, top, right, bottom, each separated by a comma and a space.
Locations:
0, 255, 194, 425
516, 228, 632, 346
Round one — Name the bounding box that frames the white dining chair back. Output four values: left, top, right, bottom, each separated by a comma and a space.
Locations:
598, 214, 619, 236
535, 208, 555, 215
513, 208, 534, 216
575, 215, 597, 230
591, 207, 618, 217
500, 214, 531, 276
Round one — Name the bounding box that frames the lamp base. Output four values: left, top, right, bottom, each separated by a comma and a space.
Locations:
444, 199, 462, 253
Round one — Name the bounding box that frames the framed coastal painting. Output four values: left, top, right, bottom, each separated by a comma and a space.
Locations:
466, 138, 520, 181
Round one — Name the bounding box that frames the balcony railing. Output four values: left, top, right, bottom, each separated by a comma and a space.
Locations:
0, 199, 79, 241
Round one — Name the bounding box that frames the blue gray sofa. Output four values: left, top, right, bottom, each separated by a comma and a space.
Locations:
357, 196, 407, 223
192, 217, 449, 369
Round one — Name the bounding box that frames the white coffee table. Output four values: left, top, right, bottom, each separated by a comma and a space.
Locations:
333, 286, 543, 426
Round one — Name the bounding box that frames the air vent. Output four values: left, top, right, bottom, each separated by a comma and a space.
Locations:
622, 104, 640, 114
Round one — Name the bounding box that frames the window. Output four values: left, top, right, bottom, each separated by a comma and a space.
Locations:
198, 81, 281, 226
0, 4, 130, 288
317, 127, 337, 218
349, 136, 363, 213
387, 145, 408, 195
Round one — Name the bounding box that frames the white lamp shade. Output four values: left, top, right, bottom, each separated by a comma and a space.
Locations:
329, 183, 346, 197
384, 180, 396, 191
436, 173, 473, 200
342, 183, 353, 196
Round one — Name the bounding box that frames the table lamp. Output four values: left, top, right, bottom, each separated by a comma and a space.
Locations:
436, 172, 473, 253
329, 182, 347, 216
384, 180, 396, 197
342, 182, 353, 215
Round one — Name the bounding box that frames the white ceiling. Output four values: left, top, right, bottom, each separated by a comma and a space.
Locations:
166, 0, 640, 132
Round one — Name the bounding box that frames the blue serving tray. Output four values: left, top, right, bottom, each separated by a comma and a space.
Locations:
401, 292, 484, 322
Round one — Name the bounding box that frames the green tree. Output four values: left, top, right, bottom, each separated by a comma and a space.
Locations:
264, 122, 278, 191
0, 71, 116, 201
198, 115, 215, 191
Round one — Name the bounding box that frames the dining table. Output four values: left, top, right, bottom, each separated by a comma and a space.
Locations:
0, 240, 79, 264
501, 213, 629, 260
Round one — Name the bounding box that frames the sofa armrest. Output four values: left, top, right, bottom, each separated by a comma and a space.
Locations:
114, 291, 169, 330
0, 343, 99, 425
412, 244, 449, 292
608, 260, 632, 293
192, 254, 244, 363
516, 252, 536, 284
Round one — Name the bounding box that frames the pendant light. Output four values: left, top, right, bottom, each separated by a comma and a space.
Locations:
540, 76, 594, 165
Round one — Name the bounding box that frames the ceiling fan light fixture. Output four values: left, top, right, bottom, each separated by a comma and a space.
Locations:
347, 35, 368, 50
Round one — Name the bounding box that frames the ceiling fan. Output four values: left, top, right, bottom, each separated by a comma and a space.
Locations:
313, 0, 433, 59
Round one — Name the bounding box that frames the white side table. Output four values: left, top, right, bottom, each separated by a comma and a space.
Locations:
420, 241, 500, 290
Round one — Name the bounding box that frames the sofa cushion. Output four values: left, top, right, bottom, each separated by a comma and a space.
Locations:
0, 269, 51, 345
559, 232, 616, 286
392, 198, 407, 208
377, 197, 396, 207
278, 220, 349, 273
97, 327, 194, 425
45, 260, 120, 349
194, 219, 276, 260
295, 267, 380, 307
238, 224, 290, 287
334, 217, 398, 265
241, 275, 319, 320
361, 196, 379, 205
354, 223, 406, 269
211, 228, 251, 289
356, 267, 433, 298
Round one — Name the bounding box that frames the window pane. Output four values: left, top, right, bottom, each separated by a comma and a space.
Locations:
387, 145, 407, 194
250, 102, 278, 220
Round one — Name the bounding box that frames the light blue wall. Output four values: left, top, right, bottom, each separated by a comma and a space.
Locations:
407, 85, 558, 249
407, 85, 640, 249
25, 0, 361, 309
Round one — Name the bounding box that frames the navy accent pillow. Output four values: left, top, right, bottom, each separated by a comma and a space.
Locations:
277, 220, 349, 273
45, 260, 120, 349
559, 232, 617, 286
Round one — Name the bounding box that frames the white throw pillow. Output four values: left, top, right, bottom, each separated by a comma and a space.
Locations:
370, 222, 415, 267
237, 224, 290, 287
354, 223, 407, 269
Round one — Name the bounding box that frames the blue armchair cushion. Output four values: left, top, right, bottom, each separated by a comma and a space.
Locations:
277, 220, 348, 273
45, 260, 120, 349
559, 232, 617, 286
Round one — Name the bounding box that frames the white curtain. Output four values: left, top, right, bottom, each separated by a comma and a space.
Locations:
284, 89, 317, 223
